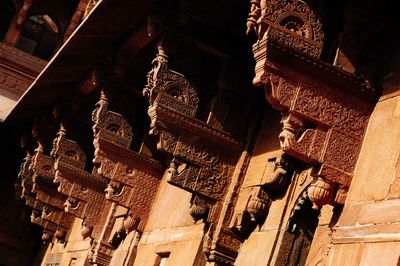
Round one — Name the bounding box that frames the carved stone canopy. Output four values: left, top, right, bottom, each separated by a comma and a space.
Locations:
143, 46, 199, 119
143, 47, 241, 201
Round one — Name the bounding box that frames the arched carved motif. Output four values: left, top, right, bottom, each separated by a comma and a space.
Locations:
276, 184, 320, 266
248, 0, 324, 58
143, 46, 199, 121
92, 89, 133, 148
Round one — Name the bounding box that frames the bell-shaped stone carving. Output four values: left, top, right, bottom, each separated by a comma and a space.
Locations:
55, 229, 66, 241
247, 192, 270, 222
307, 177, 335, 210
81, 224, 93, 239
42, 231, 52, 242
123, 216, 139, 234
189, 203, 208, 223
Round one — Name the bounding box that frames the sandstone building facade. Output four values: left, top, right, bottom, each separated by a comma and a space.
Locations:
1, 0, 400, 265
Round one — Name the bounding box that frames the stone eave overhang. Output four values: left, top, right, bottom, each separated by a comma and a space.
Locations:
253, 39, 381, 103
55, 160, 108, 189
148, 103, 242, 151
95, 136, 164, 178
3, 0, 154, 123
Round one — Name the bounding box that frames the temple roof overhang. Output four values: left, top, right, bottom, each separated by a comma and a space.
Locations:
3, 0, 153, 123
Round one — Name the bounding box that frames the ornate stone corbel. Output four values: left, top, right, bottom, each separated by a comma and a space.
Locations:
232, 186, 270, 233
26, 196, 66, 244
16, 117, 77, 242
249, 0, 378, 209
143, 47, 244, 264
29, 143, 75, 234
91, 89, 164, 233
231, 155, 290, 234
51, 121, 110, 240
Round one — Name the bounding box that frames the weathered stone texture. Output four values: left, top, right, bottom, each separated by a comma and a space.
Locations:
347, 96, 400, 203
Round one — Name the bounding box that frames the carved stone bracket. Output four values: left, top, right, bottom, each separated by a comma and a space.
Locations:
144, 47, 241, 200
249, 0, 379, 209
143, 47, 244, 264
231, 155, 290, 234
52, 123, 110, 239
18, 148, 72, 242
231, 186, 270, 233
92, 90, 163, 232
29, 145, 75, 233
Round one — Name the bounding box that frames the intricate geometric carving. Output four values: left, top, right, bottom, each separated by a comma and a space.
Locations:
165, 140, 236, 200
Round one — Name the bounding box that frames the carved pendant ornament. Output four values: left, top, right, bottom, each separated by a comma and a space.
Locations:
248, 0, 379, 209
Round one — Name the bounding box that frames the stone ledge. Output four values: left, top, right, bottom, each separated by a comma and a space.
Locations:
337, 198, 400, 226
332, 223, 400, 244
140, 223, 205, 245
